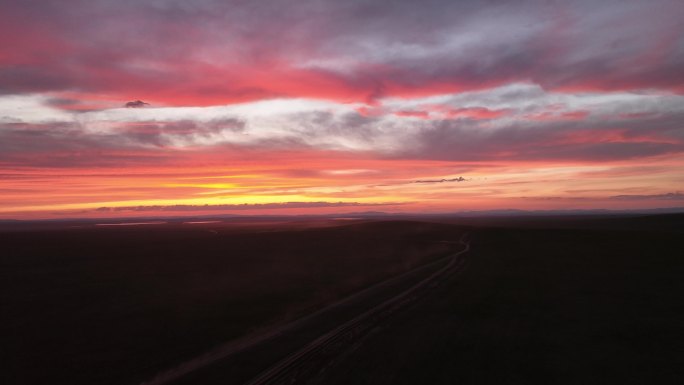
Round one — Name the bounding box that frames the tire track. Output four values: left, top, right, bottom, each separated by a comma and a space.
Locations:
245, 234, 470, 385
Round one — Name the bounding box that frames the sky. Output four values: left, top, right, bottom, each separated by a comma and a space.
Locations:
1, 0, 683, 219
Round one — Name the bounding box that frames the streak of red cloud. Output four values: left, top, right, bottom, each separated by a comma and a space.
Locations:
394, 110, 430, 119
525, 110, 590, 121
557, 129, 682, 146
428, 106, 511, 120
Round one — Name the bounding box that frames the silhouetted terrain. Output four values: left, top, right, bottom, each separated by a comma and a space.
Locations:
2, 215, 682, 385
0, 219, 461, 385
317, 218, 684, 385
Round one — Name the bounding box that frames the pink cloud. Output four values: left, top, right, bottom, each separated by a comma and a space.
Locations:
2, 1, 683, 106
441, 107, 512, 120
394, 110, 430, 119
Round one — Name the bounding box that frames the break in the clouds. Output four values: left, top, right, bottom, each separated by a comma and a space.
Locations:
1, 0, 683, 218
93, 201, 401, 213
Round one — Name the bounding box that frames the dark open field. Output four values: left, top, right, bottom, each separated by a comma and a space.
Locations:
0, 219, 461, 385
318, 217, 684, 385
2, 214, 682, 385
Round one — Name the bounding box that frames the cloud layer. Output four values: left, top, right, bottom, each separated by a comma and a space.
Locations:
1, 1, 683, 218
2, 1, 683, 104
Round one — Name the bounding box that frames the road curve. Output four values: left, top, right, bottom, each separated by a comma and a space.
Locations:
245, 234, 470, 385
141, 234, 469, 385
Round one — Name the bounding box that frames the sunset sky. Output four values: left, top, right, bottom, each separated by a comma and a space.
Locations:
1, 0, 683, 219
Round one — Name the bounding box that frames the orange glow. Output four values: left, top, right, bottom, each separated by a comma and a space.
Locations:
2, 1, 683, 219
2, 146, 683, 219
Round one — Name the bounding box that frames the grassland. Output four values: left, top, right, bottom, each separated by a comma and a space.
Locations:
3, 215, 682, 385
319, 221, 684, 385
1, 219, 461, 385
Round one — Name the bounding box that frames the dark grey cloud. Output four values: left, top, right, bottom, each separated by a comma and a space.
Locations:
0, 121, 174, 167
0, 66, 75, 95
289, 111, 381, 146
412, 177, 466, 184
2, 102, 683, 169
0, 114, 255, 168
125, 100, 150, 108
120, 118, 246, 145
1, 0, 682, 101
610, 192, 684, 201
399, 113, 684, 161
521, 192, 684, 202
